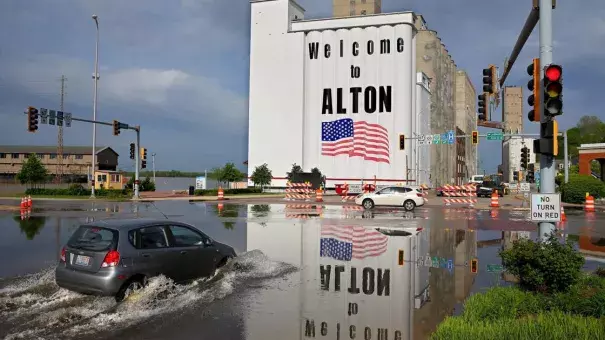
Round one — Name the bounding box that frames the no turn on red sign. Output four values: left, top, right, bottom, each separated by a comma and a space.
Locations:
531, 193, 561, 222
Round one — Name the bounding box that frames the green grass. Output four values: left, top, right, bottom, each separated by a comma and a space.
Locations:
431, 274, 605, 339
431, 311, 605, 340
9, 193, 131, 201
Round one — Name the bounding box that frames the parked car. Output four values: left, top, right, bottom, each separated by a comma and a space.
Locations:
355, 186, 425, 211
476, 181, 505, 198
55, 218, 236, 302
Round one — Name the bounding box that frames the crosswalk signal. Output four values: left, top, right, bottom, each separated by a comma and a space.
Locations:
470, 259, 478, 274
27, 107, 39, 132
477, 93, 488, 121
129, 143, 135, 160
471, 131, 479, 145
534, 120, 559, 156
543, 64, 563, 117
482, 66, 495, 94
527, 58, 541, 122
399, 135, 405, 150
112, 120, 120, 136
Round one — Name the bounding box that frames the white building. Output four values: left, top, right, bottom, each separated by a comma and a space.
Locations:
502, 137, 536, 183
248, 0, 426, 188
415, 72, 432, 187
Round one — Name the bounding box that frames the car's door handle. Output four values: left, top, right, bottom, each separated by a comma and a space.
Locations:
142, 253, 151, 258
180, 251, 188, 255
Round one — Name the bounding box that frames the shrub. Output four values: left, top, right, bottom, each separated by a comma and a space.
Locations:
24, 187, 129, 198
560, 174, 605, 203
500, 234, 585, 294
193, 187, 262, 196
430, 311, 605, 340
460, 287, 544, 322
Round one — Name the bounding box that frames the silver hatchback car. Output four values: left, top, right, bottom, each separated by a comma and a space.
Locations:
56, 218, 236, 301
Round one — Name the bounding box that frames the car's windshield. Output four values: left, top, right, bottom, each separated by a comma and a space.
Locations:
67, 226, 118, 251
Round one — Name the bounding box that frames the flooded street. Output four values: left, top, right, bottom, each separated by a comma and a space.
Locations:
0, 200, 604, 340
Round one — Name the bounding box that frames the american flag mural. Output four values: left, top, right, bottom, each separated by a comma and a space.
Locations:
320, 225, 388, 261
321, 118, 390, 164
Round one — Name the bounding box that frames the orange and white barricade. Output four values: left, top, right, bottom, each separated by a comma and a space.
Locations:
585, 194, 595, 212
340, 183, 356, 202
443, 184, 477, 207
284, 182, 312, 202
490, 191, 500, 208
217, 187, 224, 200
285, 204, 322, 219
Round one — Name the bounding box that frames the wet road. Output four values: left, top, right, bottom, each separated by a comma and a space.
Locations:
1, 200, 604, 340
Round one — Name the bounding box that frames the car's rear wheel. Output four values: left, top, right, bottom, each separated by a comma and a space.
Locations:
362, 199, 375, 209
403, 199, 416, 211
116, 276, 147, 302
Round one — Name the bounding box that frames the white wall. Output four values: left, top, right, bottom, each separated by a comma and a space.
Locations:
248, 0, 417, 187
503, 137, 535, 182
416, 72, 431, 187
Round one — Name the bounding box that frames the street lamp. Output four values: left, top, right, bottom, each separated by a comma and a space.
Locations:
151, 153, 156, 183
91, 14, 99, 198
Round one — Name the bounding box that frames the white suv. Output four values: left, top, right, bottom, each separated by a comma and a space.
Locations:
355, 186, 425, 211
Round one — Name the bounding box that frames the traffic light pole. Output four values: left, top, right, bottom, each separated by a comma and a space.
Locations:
538, 0, 556, 240
134, 126, 140, 199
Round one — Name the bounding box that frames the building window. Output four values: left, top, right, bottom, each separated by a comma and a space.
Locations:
23, 154, 29, 159
361, 10, 367, 15
110, 174, 120, 182
0, 153, 5, 159
49, 154, 57, 159
36, 153, 44, 159
75, 155, 83, 160
350, 0, 355, 4
63, 154, 69, 159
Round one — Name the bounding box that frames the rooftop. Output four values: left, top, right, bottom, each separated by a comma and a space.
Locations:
85, 218, 175, 229
0, 145, 114, 155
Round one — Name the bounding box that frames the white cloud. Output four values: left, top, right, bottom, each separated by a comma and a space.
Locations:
104, 69, 191, 105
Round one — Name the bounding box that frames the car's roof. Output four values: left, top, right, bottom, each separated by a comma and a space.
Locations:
82, 218, 184, 230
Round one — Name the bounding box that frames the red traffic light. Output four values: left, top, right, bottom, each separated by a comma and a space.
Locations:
545, 65, 562, 82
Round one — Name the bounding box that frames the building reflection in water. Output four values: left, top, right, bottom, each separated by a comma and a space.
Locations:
500, 231, 530, 283
244, 205, 478, 340
578, 227, 605, 262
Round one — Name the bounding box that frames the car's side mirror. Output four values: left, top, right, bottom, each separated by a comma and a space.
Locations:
203, 238, 214, 247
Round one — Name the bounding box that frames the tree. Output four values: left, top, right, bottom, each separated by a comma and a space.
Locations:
17, 154, 48, 188
556, 115, 605, 160
311, 167, 327, 187
207, 167, 224, 181
250, 163, 272, 188
14, 216, 46, 240
221, 162, 245, 184
141, 177, 156, 191
286, 163, 303, 181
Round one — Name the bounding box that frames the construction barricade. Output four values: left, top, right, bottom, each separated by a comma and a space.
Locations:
285, 204, 323, 219
284, 182, 312, 202
442, 184, 477, 207
340, 183, 357, 202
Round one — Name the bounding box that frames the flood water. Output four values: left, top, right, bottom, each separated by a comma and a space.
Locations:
0, 200, 603, 340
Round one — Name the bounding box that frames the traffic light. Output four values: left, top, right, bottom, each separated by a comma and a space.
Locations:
543, 64, 563, 117
534, 120, 558, 156
471, 130, 479, 145
513, 171, 519, 182
399, 135, 405, 150
129, 143, 135, 160
470, 258, 478, 274
527, 164, 535, 183
140, 148, 148, 169
527, 58, 541, 122
520, 147, 529, 169
482, 66, 496, 94
477, 93, 488, 121
27, 107, 39, 132
112, 120, 120, 136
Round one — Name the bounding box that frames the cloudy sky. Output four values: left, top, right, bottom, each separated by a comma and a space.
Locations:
1, 0, 603, 174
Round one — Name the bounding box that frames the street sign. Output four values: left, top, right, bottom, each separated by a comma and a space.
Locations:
417, 135, 425, 145
486, 132, 503, 141
40, 108, 48, 124
520, 183, 530, 192
57, 111, 64, 127
447, 130, 455, 144
486, 264, 503, 273
433, 134, 440, 144
441, 133, 448, 144
531, 193, 561, 222
425, 135, 433, 145
64, 113, 72, 127
48, 110, 56, 125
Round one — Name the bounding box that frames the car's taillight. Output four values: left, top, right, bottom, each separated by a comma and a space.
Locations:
60, 247, 66, 262
416, 228, 423, 232
101, 250, 120, 268
416, 193, 424, 197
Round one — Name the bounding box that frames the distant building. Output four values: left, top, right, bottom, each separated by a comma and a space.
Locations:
501, 86, 523, 175
0, 145, 119, 179
502, 137, 535, 183
455, 70, 478, 182
333, 0, 381, 17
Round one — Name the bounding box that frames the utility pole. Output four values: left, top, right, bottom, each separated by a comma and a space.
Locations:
564, 129, 569, 183
152, 153, 156, 183
134, 126, 140, 198
538, 0, 556, 239
56, 75, 66, 183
